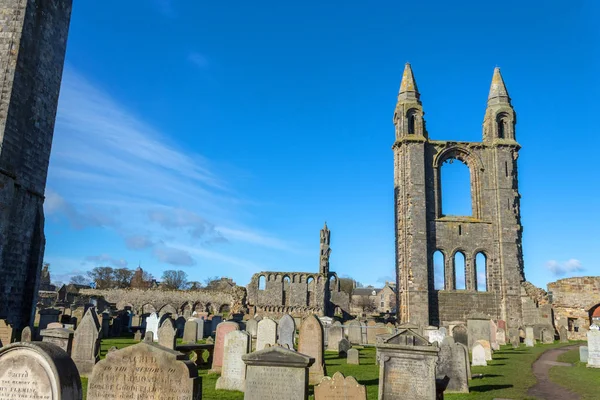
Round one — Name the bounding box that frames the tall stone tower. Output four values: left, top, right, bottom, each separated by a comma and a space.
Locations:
393, 64, 525, 329
0, 1, 72, 335
319, 222, 331, 275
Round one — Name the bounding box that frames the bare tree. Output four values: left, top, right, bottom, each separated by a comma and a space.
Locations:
354, 295, 377, 314
69, 275, 89, 285
87, 266, 115, 289
161, 270, 188, 290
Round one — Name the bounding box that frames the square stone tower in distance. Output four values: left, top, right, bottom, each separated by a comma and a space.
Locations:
393, 64, 525, 329
0, 1, 72, 334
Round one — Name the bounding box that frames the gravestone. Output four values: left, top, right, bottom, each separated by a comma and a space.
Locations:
436, 337, 469, 393
47, 322, 63, 329
212, 321, 240, 373
0, 320, 14, 347
145, 312, 160, 342
452, 324, 468, 348
278, 314, 296, 350
366, 321, 377, 344
314, 371, 367, 400
134, 330, 142, 341
467, 317, 491, 349
72, 308, 101, 376
0, 342, 82, 399
580, 345, 588, 363
246, 318, 258, 338
559, 326, 568, 343
41, 328, 74, 355
158, 318, 176, 350
256, 318, 277, 351
472, 343, 487, 366
586, 327, 600, 368
496, 328, 506, 346
87, 336, 201, 399
21, 326, 32, 342
511, 335, 520, 349
423, 326, 438, 342
525, 326, 535, 347
476, 339, 492, 361
541, 328, 554, 344
101, 313, 110, 338
376, 328, 439, 399
175, 316, 187, 337
327, 321, 344, 351
242, 345, 314, 400
489, 320, 498, 349
195, 318, 205, 340
183, 320, 199, 343
216, 330, 251, 391
298, 315, 326, 385
211, 315, 223, 335
428, 329, 445, 345
347, 320, 362, 344
338, 338, 351, 357
360, 322, 368, 345
347, 348, 360, 365
38, 309, 61, 331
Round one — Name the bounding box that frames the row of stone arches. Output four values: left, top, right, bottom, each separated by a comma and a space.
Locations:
136, 301, 231, 317
257, 274, 339, 292
432, 249, 488, 292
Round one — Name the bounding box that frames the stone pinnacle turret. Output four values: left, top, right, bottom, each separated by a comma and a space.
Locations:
488, 67, 511, 105
398, 63, 420, 101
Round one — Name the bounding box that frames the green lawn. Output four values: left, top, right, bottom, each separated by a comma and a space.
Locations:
83, 338, 586, 400
548, 346, 600, 400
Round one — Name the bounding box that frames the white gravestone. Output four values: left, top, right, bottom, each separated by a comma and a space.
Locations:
256, 318, 277, 351
586, 325, 600, 368
525, 326, 535, 347
145, 312, 159, 342
472, 343, 487, 366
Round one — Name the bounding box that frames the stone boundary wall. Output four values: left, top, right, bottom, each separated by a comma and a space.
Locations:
548, 276, 600, 340
79, 287, 246, 315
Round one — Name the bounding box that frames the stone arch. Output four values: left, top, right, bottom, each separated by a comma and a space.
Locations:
451, 249, 467, 290
473, 250, 488, 292
432, 249, 445, 290
328, 274, 339, 291
141, 303, 156, 315
219, 304, 230, 314
496, 112, 512, 139
433, 146, 484, 219
258, 275, 266, 291
158, 304, 177, 317
406, 108, 424, 135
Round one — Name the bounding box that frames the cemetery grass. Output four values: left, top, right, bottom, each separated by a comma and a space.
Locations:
548, 345, 600, 400
446, 341, 579, 400
82, 338, 578, 400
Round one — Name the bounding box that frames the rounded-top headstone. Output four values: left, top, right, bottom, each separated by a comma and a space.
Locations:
0, 341, 82, 399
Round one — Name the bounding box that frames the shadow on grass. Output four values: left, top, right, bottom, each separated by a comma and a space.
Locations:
470, 384, 513, 392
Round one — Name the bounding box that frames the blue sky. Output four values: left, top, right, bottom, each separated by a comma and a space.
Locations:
44, 1, 599, 290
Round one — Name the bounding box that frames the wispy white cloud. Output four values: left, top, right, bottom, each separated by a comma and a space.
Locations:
47, 67, 295, 271
188, 52, 209, 69
85, 254, 128, 268
545, 259, 584, 276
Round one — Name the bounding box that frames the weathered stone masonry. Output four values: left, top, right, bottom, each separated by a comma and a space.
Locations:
393, 64, 525, 328
0, 1, 72, 333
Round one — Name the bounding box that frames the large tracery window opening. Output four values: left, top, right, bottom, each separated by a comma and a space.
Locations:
433, 250, 445, 290
454, 252, 466, 290
441, 158, 472, 217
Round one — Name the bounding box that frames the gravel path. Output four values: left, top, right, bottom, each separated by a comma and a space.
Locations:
527, 344, 580, 400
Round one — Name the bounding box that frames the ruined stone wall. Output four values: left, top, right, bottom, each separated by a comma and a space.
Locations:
79, 287, 246, 316
0, 0, 72, 332
436, 291, 500, 325
393, 66, 524, 329
547, 276, 600, 340
246, 271, 343, 317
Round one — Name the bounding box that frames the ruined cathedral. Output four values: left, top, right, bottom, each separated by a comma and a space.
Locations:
393, 64, 526, 329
